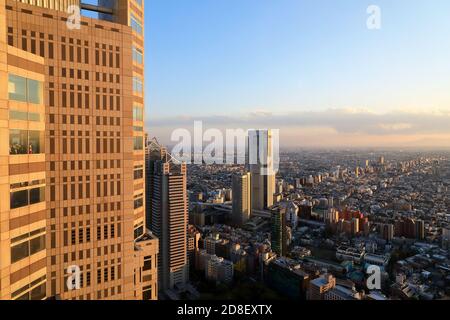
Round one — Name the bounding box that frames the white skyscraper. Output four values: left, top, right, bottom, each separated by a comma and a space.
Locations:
247, 130, 277, 210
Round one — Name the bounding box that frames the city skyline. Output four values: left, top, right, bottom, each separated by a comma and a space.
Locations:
1, 0, 450, 307
145, 0, 450, 148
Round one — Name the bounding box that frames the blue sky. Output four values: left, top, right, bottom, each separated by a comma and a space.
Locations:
145, 0, 450, 147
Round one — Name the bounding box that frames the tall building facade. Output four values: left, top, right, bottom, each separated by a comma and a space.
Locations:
232, 172, 251, 226
271, 206, 287, 256
1, 0, 158, 300
146, 140, 189, 292
248, 129, 276, 210
1, 6, 47, 298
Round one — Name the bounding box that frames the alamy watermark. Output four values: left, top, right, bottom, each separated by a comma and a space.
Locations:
67, 265, 81, 291
367, 5, 382, 30
66, 5, 81, 30
366, 265, 382, 290
170, 122, 280, 175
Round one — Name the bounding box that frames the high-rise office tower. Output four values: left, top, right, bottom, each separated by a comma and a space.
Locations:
1, 0, 158, 300
146, 139, 189, 292
232, 173, 251, 226
271, 206, 287, 256
248, 129, 276, 211
415, 220, 425, 240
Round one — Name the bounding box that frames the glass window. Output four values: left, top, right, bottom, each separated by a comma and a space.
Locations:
30, 283, 46, 300
10, 190, 29, 209
134, 168, 144, 180
133, 77, 143, 94
134, 226, 143, 239
9, 130, 28, 154
10, 110, 41, 122
28, 131, 44, 154
29, 187, 45, 205
27, 79, 43, 104
11, 241, 29, 263
143, 286, 152, 300
143, 257, 152, 271
130, 14, 143, 35
8, 75, 43, 104
11, 184, 45, 210
28, 112, 41, 122
8, 75, 27, 102
10, 130, 44, 155
29, 235, 45, 256
133, 136, 143, 150
133, 106, 143, 121
15, 293, 30, 300
132, 46, 143, 65
11, 232, 46, 264
134, 197, 143, 209
9, 110, 28, 121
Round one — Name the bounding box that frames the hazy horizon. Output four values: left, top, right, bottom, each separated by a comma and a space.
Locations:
145, 0, 450, 148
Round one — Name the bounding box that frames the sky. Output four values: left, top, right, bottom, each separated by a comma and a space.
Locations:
144, 0, 450, 148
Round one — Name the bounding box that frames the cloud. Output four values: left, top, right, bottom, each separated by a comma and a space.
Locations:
146, 108, 450, 148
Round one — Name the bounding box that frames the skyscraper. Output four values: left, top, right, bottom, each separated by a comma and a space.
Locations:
232, 172, 251, 226
1, 0, 158, 300
1, 11, 47, 299
146, 139, 189, 292
248, 129, 276, 211
271, 206, 287, 256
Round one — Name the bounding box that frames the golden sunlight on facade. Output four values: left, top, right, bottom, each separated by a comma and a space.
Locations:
1, 0, 158, 300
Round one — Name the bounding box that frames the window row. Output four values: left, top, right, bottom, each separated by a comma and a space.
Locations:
48, 137, 123, 155
94, 49, 121, 68
95, 180, 122, 198
12, 276, 46, 301
95, 223, 122, 242
8, 27, 55, 60
8, 74, 43, 104
50, 91, 122, 111
10, 110, 41, 122
10, 185, 45, 209
9, 130, 45, 155
11, 228, 46, 264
